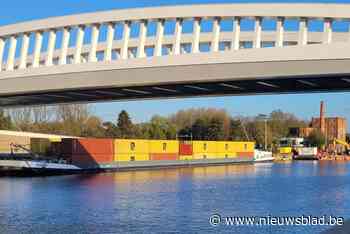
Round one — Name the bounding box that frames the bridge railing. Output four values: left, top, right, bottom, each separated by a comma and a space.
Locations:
0, 3, 350, 72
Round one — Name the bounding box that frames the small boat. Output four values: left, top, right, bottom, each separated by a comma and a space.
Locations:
254, 149, 274, 162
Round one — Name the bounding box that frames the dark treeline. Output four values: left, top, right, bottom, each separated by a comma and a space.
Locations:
0, 105, 307, 148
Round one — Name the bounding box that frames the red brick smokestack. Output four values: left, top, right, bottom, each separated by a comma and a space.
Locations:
320, 101, 325, 134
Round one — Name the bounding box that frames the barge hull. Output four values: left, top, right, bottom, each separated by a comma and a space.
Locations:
0, 157, 254, 176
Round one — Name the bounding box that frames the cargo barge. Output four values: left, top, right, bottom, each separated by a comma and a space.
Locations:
0, 132, 267, 175
0, 157, 256, 176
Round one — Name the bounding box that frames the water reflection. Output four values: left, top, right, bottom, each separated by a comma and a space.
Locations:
109, 164, 258, 185
0, 162, 349, 234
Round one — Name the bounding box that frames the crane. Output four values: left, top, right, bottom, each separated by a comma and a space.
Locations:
332, 139, 350, 155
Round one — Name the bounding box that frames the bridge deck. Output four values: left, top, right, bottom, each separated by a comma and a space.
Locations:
1, 4, 350, 106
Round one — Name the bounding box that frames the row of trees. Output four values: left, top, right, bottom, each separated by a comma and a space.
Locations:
0, 105, 105, 137
0, 105, 308, 150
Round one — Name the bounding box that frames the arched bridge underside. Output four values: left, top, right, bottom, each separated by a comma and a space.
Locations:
1, 4, 350, 106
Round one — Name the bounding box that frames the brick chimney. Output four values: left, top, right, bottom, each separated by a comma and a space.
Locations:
320, 101, 325, 134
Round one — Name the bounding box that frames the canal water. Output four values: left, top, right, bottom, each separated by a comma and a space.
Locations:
0, 161, 349, 234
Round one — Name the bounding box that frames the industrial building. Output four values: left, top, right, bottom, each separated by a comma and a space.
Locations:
289, 101, 347, 150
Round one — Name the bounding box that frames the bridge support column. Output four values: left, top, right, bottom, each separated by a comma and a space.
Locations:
254, 17, 262, 49
165, 45, 172, 55
128, 50, 135, 58
232, 17, 240, 51
276, 17, 284, 47
121, 21, 131, 59
89, 24, 100, 62
74, 25, 85, 64
59, 27, 71, 65
105, 23, 115, 62
173, 18, 183, 55
323, 18, 332, 44
19, 33, 29, 69
0, 38, 4, 71
137, 20, 147, 58
46, 30, 56, 66
211, 17, 221, 52
298, 18, 308, 46
192, 18, 201, 53
6, 36, 17, 71
155, 19, 165, 57
33, 31, 43, 68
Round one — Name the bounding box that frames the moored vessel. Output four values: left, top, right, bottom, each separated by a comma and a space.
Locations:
0, 137, 257, 176
254, 149, 274, 162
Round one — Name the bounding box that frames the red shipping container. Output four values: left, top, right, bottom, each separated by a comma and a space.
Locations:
71, 155, 99, 167
62, 138, 114, 165
71, 153, 113, 165
179, 143, 193, 155
150, 153, 179, 161
236, 152, 254, 157
62, 138, 114, 155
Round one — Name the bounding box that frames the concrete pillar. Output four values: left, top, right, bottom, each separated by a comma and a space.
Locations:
254, 17, 262, 49
121, 21, 131, 59
105, 23, 115, 62
323, 18, 332, 44
276, 17, 284, 47
232, 17, 241, 51
155, 19, 165, 57
165, 45, 172, 55
46, 29, 56, 66
115, 50, 121, 59
181, 45, 187, 54
89, 24, 100, 62
74, 26, 85, 64
224, 42, 230, 51
81, 54, 88, 63
6, 36, 17, 71
298, 18, 308, 46
0, 38, 4, 71
128, 50, 135, 58
192, 18, 201, 53
33, 31, 43, 68
173, 18, 183, 55
211, 17, 221, 52
137, 20, 147, 58
59, 27, 70, 65
19, 33, 30, 69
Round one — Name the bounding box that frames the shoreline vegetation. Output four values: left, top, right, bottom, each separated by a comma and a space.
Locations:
0, 104, 308, 151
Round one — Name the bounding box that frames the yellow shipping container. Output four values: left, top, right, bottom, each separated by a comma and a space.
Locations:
179, 155, 193, 160
49, 138, 62, 143
216, 141, 231, 153
215, 153, 230, 159
114, 139, 149, 154
216, 141, 236, 158
231, 142, 255, 152
149, 140, 179, 154
193, 141, 217, 153
193, 153, 218, 159
193, 141, 218, 159
115, 153, 149, 162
